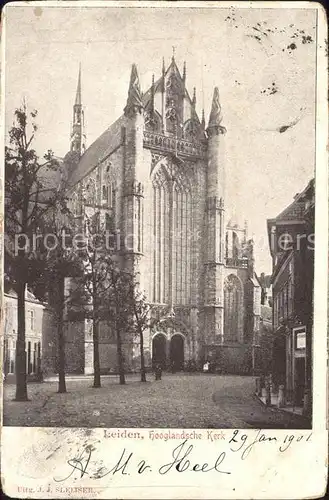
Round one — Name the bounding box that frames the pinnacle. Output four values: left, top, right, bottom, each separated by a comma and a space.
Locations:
207, 87, 226, 134
75, 63, 82, 106
124, 64, 143, 115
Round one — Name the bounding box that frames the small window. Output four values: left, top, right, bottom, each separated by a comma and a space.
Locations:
30, 311, 35, 331
102, 185, 108, 203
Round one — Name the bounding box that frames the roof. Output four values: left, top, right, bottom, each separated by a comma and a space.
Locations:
4, 288, 46, 306
268, 178, 315, 225
66, 58, 205, 188
67, 115, 125, 187
274, 198, 305, 222
267, 178, 314, 254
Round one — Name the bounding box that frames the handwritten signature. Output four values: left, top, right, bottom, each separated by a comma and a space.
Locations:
54, 439, 231, 482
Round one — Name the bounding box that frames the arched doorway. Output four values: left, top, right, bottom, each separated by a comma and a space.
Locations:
152, 334, 167, 369
170, 334, 184, 372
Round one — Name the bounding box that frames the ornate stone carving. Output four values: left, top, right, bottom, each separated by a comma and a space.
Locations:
144, 130, 207, 159
184, 119, 201, 141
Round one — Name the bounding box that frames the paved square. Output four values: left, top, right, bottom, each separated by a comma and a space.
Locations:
3, 374, 310, 429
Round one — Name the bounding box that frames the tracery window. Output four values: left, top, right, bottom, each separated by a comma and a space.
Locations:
70, 191, 80, 216
102, 185, 108, 204
144, 110, 161, 132
224, 275, 242, 342
152, 159, 192, 305
85, 179, 96, 206
232, 232, 240, 260
184, 119, 200, 141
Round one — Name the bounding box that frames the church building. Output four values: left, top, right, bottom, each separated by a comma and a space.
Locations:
58, 55, 261, 375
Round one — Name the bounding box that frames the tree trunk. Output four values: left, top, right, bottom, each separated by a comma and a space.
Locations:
92, 312, 101, 388
116, 324, 125, 385
57, 276, 67, 393
15, 277, 28, 401
139, 327, 146, 382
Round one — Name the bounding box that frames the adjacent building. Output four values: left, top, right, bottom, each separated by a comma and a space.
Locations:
3, 288, 45, 381
267, 179, 314, 410
258, 272, 272, 307
46, 56, 261, 375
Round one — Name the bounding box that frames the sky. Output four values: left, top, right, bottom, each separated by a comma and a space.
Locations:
4, 4, 318, 274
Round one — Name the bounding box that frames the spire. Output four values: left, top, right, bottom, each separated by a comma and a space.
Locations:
201, 108, 205, 129
183, 61, 186, 82
124, 64, 143, 116
150, 74, 155, 113
192, 87, 196, 107
75, 63, 82, 105
71, 63, 85, 156
172, 46, 176, 63
161, 57, 166, 95
207, 87, 226, 136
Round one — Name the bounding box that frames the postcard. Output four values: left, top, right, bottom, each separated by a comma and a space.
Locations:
1, 1, 328, 498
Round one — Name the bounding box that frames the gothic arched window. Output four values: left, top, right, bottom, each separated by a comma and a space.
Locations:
85, 179, 96, 206
152, 159, 192, 305
232, 232, 240, 260
184, 119, 200, 141
144, 110, 161, 132
102, 185, 108, 204
70, 192, 80, 216
224, 275, 242, 342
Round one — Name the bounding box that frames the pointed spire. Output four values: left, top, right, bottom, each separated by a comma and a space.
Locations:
71, 63, 85, 156
75, 63, 82, 106
192, 87, 196, 107
201, 108, 205, 129
124, 64, 143, 116
207, 87, 226, 136
161, 57, 165, 93
150, 74, 155, 113
183, 61, 186, 82
172, 46, 176, 63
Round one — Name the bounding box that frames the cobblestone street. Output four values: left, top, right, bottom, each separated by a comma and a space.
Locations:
3, 374, 310, 429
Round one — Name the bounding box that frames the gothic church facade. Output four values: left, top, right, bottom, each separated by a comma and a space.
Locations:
60, 56, 261, 375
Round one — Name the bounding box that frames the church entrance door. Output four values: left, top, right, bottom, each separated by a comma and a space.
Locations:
152, 334, 167, 369
170, 334, 184, 372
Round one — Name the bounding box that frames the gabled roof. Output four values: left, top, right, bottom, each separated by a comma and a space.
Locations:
143, 58, 202, 124
67, 115, 125, 187
269, 178, 315, 225
5, 288, 46, 306
66, 58, 206, 188
273, 198, 305, 222
267, 178, 314, 255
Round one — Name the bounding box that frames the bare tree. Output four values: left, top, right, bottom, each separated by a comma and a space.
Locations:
70, 211, 117, 388
40, 204, 81, 393
130, 280, 157, 383
5, 104, 65, 401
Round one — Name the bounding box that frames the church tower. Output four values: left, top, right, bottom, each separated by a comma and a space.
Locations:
123, 64, 145, 278
70, 64, 86, 157
204, 87, 227, 344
